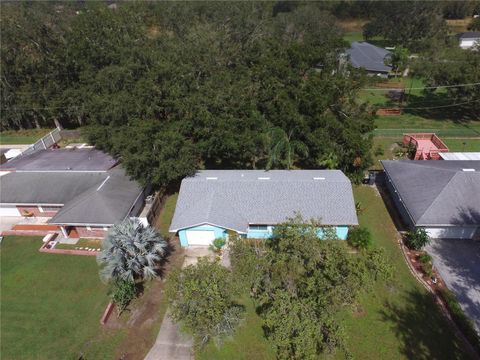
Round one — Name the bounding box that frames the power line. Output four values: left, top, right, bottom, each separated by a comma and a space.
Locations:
397, 98, 480, 110
362, 82, 480, 91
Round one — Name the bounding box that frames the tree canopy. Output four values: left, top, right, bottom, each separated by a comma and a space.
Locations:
230, 217, 393, 358
1, 2, 376, 187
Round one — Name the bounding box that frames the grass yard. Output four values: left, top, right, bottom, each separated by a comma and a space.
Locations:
0, 236, 126, 360
156, 193, 179, 238
55, 238, 103, 250
338, 186, 468, 360
0, 128, 52, 145
195, 186, 469, 359
443, 138, 480, 152
197, 296, 276, 360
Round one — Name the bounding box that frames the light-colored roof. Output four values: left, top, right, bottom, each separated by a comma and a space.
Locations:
439, 152, 480, 161
169, 170, 358, 233
346, 41, 392, 73
382, 160, 480, 226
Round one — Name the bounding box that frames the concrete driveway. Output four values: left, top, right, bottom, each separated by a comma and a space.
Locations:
426, 238, 480, 332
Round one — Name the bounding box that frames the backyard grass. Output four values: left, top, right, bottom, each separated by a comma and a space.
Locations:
0, 236, 126, 360
0, 128, 52, 145
443, 138, 480, 152
156, 193, 179, 238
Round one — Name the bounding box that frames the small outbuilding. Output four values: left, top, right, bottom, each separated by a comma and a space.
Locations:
457, 31, 480, 49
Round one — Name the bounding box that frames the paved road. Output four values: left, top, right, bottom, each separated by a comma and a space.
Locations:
426, 239, 480, 332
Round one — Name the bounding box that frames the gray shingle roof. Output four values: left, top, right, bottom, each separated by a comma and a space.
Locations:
49, 168, 143, 225
459, 31, 480, 39
382, 160, 480, 226
0, 148, 117, 171
346, 41, 392, 73
169, 170, 358, 233
0, 167, 143, 225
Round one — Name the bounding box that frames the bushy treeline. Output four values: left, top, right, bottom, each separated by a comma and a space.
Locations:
2, 2, 377, 187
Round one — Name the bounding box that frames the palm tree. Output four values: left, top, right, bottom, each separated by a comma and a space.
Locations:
97, 218, 167, 283
266, 127, 308, 170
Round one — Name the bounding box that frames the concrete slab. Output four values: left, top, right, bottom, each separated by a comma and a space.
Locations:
426, 238, 480, 332
144, 312, 193, 360
0, 216, 23, 233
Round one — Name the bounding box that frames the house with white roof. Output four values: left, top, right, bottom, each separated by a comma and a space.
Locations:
169, 170, 358, 246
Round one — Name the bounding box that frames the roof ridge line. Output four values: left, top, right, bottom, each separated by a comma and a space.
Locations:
416, 171, 460, 224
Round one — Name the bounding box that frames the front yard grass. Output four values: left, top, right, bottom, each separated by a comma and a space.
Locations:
196, 187, 469, 359
0, 128, 53, 145
197, 295, 276, 360
55, 238, 102, 250
0, 236, 126, 359
343, 186, 467, 359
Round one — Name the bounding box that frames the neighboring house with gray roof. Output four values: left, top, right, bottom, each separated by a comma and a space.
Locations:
458, 31, 480, 50
345, 41, 392, 77
169, 170, 358, 247
382, 160, 480, 239
0, 149, 146, 238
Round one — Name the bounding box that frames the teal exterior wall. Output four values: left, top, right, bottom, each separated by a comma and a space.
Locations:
178, 224, 227, 247
247, 226, 349, 240
177, 224, 349, 246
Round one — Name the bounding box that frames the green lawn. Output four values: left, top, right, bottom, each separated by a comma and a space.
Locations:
443, 138, 480, 152
0, 128, 52, 145
0, 236, 126, 359
338, 186, 467, 360
197, 296, 276, 360
55, 238, 102, 250
156, 193, 179, 238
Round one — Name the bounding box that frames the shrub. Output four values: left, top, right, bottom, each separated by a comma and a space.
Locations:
417, 253, 432, 264
209, 237, 226, 253
439, 288, 480, 353
111, 279, 137, 316
166, 258, 243, 345
347, 227, 372, 250
406, 229, 430, 250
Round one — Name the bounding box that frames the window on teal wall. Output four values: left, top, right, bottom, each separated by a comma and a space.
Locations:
249, 225, 269, 231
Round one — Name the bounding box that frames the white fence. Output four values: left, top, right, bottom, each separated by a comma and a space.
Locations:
19, 128, 62, 157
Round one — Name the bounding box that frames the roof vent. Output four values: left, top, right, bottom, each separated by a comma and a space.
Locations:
258, 177, 270, 180
313, 177, 325, 180
462, 169, 475, 172
206, 177, 218, 180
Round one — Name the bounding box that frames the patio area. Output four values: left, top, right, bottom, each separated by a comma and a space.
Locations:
403, 133, 449, 160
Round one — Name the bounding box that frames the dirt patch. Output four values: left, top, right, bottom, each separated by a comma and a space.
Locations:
107, 238, 185, 360
336, 19, 368, 32
352, 303, 367, 318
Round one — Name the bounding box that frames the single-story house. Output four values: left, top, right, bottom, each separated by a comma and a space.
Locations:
382, 160, 480, 239
0, 149, 147, 238
345, 41, 392, 77
169, 170, 358, 246
457, 31, 480, 50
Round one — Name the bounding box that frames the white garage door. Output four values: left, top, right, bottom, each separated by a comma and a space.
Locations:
186, 230, 215, 246
0, 206, 21, 216
424, 227, 477, 239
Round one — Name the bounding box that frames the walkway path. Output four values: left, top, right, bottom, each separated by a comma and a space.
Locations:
144, 247, 214, 360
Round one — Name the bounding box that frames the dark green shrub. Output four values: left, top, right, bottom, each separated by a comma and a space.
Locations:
417, 253, 432, 264
406, 229, 430, 250
111, 279, 137, 316
348, 227, 372, 250
209, 237, 226, 253
439, 288, 480, 352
